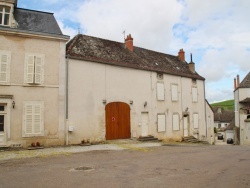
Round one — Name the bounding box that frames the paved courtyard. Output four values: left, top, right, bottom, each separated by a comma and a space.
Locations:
0, 143, 249, 188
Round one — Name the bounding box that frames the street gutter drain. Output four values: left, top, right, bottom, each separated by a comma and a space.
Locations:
70, 166, 94, 172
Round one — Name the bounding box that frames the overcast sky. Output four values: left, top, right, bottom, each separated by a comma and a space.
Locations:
18, 0, 250, 103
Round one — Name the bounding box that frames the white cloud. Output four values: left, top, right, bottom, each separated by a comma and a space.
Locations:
17, 0, 250, 102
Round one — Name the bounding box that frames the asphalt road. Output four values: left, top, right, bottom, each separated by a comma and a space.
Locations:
0, 144, 249, 188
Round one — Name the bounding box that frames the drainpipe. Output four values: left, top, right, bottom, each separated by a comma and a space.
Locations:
203, 81, 208, 140
66, 55, 69, 145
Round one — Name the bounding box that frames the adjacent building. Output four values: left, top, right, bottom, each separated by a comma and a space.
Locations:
0, 0, 69, 147
65, 34, 213, 144
234, 73, 250, 145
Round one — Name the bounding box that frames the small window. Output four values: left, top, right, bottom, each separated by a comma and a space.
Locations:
192, 79, 197, 85
157, 73, 163, 80
157, 83, 164, 101
218, 123, 221, 128
25, 54, 44, 84
0, 5, 11, 26
157, 114, 166, 132
0, 105, 4, 111
0, 115, 4, 131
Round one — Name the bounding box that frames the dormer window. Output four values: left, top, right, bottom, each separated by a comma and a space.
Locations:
0, 5, 11, 26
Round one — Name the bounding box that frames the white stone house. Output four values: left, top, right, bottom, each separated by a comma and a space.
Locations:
0, 0, 69, 147
65, 34, 212, 144
234, 73, 250, 145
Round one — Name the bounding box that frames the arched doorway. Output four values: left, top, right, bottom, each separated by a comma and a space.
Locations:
105, 102, 131, 140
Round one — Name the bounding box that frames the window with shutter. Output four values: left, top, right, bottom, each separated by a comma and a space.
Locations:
25, 54, 44, 84
157, 83, 164, 101
23, 101, 44, 137
192, 87, 198, 102
173, 114, 180, 131
157, 114, 166, 132
0, 51, 10, 83
171, 84, 178, 101
193, 113, 199, 129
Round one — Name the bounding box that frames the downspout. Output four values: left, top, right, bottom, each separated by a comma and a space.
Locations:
203, 80, 208, 140
65, 55, 69, 145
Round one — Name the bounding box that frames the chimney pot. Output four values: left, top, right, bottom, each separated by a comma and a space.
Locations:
178, 49, 185, 61
125, 34, 133, 52
188, 53, 195, 73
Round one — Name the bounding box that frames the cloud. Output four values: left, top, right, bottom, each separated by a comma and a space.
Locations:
75, 0, 183, 52
17, 0, 250, 102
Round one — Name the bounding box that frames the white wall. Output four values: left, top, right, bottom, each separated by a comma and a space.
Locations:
68, 59, 207, 144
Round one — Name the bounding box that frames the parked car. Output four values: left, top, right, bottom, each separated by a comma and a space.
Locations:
227, 138, 234, 144
217, 133, 223, 140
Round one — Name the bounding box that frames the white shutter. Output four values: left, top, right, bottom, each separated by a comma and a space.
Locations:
25, 104, 33, 134
0, 54, 8, 82
33, 104, 41, 133
157, 114, 166, 132
173, 114, 180, 130
193, 113, 199, 129
26, 55, 35, 83
157, 83, 164, 100
34, 56, 42, 84
171, 84, 178, 101
192, 87, 198, 102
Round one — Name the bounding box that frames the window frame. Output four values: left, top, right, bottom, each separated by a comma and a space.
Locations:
0, 5, 11, 26
22, 101, 44, 137
24, 53, 44, 85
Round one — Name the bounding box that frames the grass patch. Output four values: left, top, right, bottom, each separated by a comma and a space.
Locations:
211, 99, 234, 111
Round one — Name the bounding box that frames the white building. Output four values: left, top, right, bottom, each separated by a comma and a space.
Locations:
0, 0, 69, 147
234, 73, 250, 145
65, 34, 213, 144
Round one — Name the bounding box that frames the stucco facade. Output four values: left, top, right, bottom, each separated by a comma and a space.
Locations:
0, 1, 69, 147
67, 58, 209, 144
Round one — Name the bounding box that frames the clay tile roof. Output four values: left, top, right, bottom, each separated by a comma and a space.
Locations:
66, 34, 205, 80
225, 117, 235, 131
213, 108, 234, 122
238, 72, 250, 88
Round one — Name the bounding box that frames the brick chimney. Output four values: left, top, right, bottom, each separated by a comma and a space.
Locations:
188, 53, 195, 73
125, 34, 133, 52
178, 49, 185, 61
234, 78, 236, 90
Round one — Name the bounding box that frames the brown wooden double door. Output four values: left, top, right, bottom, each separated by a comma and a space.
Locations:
105, 102, 131, 140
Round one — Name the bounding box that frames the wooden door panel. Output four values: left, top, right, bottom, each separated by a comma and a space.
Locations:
106, 102, 130, 140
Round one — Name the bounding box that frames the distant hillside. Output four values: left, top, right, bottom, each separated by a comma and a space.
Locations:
211, 100, 234, 111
